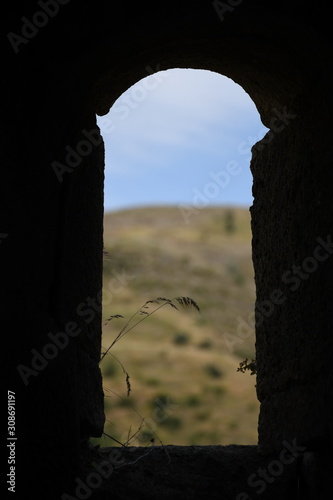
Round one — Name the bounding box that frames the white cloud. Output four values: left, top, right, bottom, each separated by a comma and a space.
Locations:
97, 69, 267, 207
145, 69, 255, 119
98, 69, 259, 149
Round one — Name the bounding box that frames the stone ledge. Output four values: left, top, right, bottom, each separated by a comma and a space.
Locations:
87, 445, 298, 499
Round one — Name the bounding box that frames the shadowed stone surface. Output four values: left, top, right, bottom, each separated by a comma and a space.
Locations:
89, 445, 298, 500
2, 1, 333, 497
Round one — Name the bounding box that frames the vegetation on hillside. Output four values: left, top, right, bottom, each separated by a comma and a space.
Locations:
94, 205, 258, 448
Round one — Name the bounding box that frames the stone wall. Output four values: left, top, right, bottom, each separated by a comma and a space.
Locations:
251, 85, 333, 452
3, 1, 333, 497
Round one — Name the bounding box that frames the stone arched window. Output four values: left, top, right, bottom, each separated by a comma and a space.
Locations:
5, 2, 332, 497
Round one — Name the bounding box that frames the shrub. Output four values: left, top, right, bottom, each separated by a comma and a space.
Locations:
184, 394, 201, 407
197, 339, 213, 349
224, 210, 236, 234
145, 377, 160, 387
102, 360, 118, 378
204, 363, 224, 379
173, 332, 191, 345
160, 416, 182, 430
148, 394, 170, 409
116, 396, 135, 408
228, 420, 239, 430
138, 429, 155, 444
196, 411, 210, 422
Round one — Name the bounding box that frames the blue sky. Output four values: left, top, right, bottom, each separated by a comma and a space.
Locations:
97, 69, 268, 213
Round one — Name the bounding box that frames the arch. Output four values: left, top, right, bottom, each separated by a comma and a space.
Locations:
98, 67, 266, 211
99, 68, 264, 447
4, 2, 333, 496
85, 7, 329, 456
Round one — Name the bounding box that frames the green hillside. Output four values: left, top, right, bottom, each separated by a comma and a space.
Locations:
95, 205, 259, 448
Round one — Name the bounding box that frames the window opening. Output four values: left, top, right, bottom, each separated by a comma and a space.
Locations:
95, 69, 268, 448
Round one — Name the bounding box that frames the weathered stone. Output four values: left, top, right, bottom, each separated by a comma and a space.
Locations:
3, 1, 333, 497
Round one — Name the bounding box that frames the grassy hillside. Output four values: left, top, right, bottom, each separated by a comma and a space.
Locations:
95, 205, 258, 448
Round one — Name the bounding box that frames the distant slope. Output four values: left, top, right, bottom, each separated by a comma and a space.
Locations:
98, 205, 259, 447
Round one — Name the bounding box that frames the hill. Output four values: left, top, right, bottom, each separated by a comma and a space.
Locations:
96, 205, 258, 448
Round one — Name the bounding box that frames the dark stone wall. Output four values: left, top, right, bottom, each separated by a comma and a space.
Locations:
3, 18, 106, 494
251, 84, 333, 452
2, 1, 333, 497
